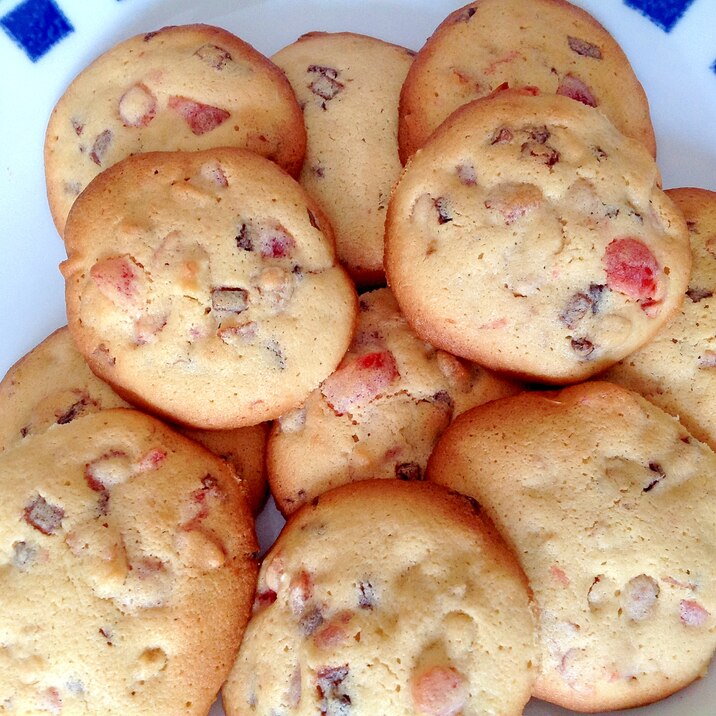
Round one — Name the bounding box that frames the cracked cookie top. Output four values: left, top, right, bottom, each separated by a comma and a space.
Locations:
267, 288, 520, 515
223, 479, 537, 716
398, 0, 655, 162
428, 382, 716, 711
61, 148, 358, 429
45, 24, 306, 237
386, 92, 690, 384
0, 408, 257, 715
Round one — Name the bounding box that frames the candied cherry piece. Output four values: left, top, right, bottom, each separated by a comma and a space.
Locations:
168, 96, 230, 135
321, 351, 399, 415
603, 237, 660, 305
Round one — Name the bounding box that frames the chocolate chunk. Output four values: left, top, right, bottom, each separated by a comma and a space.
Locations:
570, 337, 594, 357
643, 462, 665, 492
434, 197, 452, 224
567, 36, 603, 59
395, 462, 423, 481
686, 287, 713, 303
211, 287, 248, 313
299, 605, 324, 636
308, 65, 344, 101
491, 127, 513, 145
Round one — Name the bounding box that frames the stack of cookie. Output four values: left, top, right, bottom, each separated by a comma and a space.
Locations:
1, 0, 714, 714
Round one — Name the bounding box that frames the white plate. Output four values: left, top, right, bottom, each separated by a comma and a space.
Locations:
0, 1, 714, 714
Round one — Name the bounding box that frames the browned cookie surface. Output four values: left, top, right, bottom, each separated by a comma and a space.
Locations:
45, 24, 306, 236
386, 92, 690, 384
0, 408, 258, 714
428, 382, 716, 711
62, 148, 357, 429
399, 0, 655, 162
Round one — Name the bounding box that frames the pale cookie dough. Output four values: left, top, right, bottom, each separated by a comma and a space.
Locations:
273, 32, 414, 285
428, 382, 716, 712
61, 148, 358, 430
0, 327, 269, 513
386, 92, 690, 384
399, 0, 655, 162
602, 188, 716, 451
223, 479, 537, 716
268, 288, 520, 515
0, 408, 258, 715
45, 23, 306, 236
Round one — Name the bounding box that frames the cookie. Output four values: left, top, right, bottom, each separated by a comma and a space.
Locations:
601, 188, 716, 451
268, 287, 520, 515
0, 326, 269, 513
385, 91, 690, 384
428, 382, 716, 711
61, 148, 358, 429
273, 32, 413, 285
398, 0, 655, 163
45, 23, 306, 236
0, 408, 258, 714
223, 479, 537, 716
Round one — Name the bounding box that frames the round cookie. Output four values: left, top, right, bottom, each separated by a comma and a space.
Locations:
0, 327, 269, 513
385, 92, 690, 384
45, 23, 306, 236
268, 287, 520, 515
398, 0, 655, 163
272, 32, 414, 285
601, 188, 716, 451
61, 148, 358, 430
428, 382, 716, 712
0, 408, 258, 714
223, 479, 537, 716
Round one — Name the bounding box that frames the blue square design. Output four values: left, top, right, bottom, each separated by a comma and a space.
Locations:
712, 58, 716, 75
0, 0, 74, 62
624, 0, 695, 32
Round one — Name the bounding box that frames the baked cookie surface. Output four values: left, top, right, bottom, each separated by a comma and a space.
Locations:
268, 287, 519, 515
273, 32, 413, 285
0, 326, 269, 512
45, 24, 306, 237
428, 382, 716, 712
223, 479, 537, 716
62, 148, 358, 430
386, 92, 690, 384
0, 408, 258, 715
399, 0, 655, 162
602, 188, 716, 451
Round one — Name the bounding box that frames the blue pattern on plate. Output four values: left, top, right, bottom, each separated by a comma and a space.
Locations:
624, 0, 695, 31
0, 0, 73, 61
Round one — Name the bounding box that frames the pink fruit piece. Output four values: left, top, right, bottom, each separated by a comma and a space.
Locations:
136, 448, 167, 473
118, 83, 157, 127
168, 96, 230, 135
299, 605, 324, 636
253, 588, 277, 612
603, 237, 660, 305
90, 129, 112, 165
289, 570, 313, 616
90, 255, 146, 314
567, 36, 603, 59
259, 225, 296, 259
411, 665, 468, 716
550, 565, 570, 587
456, 163, 477, 186
23, 495, 64, 535
491, 127, 513, 144
680, 600, 709, 627
314, 612, 352, 650
557, 74, 597, 107
321, 351, 400, 415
